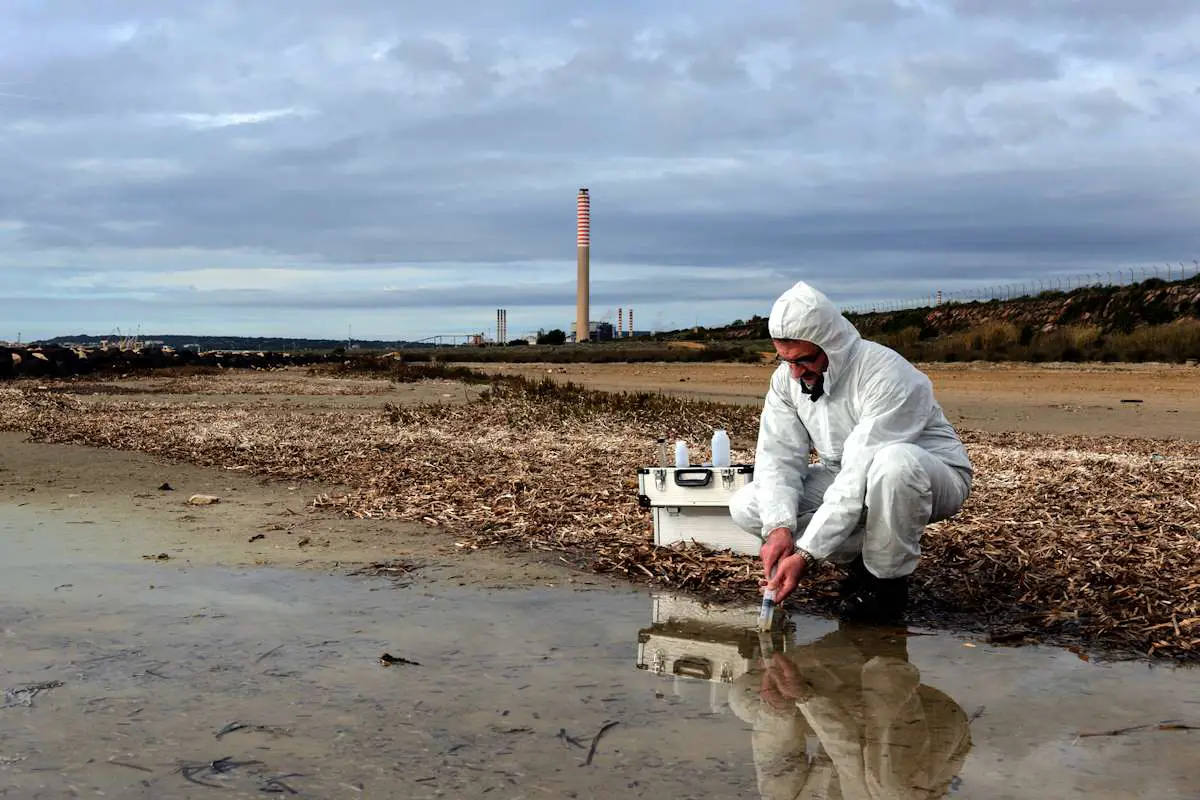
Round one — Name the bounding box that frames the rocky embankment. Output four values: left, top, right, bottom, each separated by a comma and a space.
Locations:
0, 345, 344, 379
851, 278, 1200, 338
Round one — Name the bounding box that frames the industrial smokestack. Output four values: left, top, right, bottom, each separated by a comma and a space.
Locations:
617, 307, 623, 338
628, 308, 633, 337
575, 188, 590, 342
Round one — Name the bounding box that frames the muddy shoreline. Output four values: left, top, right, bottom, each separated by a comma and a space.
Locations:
2, 455, 1197, 799
0, 430, 609, 593
0, 430, 1171, 664
2, 364, 1197, 797
0, 364, 1195, 662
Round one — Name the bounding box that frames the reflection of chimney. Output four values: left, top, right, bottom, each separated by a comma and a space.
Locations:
576, 188, 590, 342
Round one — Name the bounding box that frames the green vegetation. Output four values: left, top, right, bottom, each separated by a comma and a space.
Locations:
374, 342, 765, 365
871, 319, 1200, 363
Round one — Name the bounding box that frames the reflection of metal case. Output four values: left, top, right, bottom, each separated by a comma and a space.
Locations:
636, 466, 759, 555
636, 594, 786, 713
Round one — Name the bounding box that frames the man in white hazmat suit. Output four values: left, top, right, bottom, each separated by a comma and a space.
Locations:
729, 281, 973, 622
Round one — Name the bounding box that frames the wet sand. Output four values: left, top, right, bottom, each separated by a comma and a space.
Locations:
0, 429, 592, 588
2, 502, 1196, 798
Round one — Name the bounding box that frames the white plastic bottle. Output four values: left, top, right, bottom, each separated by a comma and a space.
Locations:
674, 440, 690, 467
711, 429, 730, 467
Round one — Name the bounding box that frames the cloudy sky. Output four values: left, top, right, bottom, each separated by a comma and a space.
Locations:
2, 0, 1198, 342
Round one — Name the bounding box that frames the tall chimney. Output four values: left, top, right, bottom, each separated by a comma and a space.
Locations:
575, 188, 590, 342
628, 308, 633, 337
617, 307, 623, 338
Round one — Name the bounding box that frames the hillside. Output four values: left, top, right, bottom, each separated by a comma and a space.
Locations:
655, 276, 1200, 363
849, 276, 1200, 339
690, 276, 1200, 342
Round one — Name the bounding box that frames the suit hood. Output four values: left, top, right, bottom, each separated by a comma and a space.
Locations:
768, 281, 861, 389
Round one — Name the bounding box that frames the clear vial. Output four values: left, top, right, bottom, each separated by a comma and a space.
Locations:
757, 589, 776, 632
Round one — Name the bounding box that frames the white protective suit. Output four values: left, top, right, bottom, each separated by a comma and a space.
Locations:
729, 282, 973, 577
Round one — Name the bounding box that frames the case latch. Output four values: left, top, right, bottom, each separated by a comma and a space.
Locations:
653, 468, 666, 491
720, 468, 735, 490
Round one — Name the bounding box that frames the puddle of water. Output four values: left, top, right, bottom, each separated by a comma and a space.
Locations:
0, 505, 1196, 799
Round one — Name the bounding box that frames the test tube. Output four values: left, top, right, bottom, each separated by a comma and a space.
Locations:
757, 588, 776, 632
656, 437, 668, 468
758, 565, 777, 632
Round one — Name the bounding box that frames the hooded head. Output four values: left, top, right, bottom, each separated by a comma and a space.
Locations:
768, 281, 861, 394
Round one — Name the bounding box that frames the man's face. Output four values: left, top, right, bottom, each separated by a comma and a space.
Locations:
773, 339, 828, 388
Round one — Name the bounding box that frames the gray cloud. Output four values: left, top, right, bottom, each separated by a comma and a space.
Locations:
1, 0, 1198, 339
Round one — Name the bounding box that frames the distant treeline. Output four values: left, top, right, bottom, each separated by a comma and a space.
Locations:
0, 344, 344, 379
384, 343, 764, 364
33, 334, 422, 352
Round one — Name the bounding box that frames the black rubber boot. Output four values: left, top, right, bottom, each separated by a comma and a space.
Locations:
837, 574, 909, 625
837, 555, 872, 598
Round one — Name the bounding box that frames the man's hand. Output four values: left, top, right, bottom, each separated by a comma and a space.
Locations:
760, 527, 794, 582
766, 552, 809, 605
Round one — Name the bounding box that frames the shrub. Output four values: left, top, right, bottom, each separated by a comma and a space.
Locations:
1110, 319, 1200, 363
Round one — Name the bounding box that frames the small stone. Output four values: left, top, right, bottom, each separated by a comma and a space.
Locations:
187, 494, 220, 505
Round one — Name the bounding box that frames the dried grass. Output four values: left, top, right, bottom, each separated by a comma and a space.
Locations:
109, 374, 395, 396
1, 376, 1197, 661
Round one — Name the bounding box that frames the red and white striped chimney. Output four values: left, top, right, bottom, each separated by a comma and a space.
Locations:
575, 188, 590, 342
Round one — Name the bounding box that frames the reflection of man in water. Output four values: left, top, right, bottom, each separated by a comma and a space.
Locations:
728, 624, 971, 800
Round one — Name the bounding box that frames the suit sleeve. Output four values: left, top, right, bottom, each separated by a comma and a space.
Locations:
795, 367, 935, 559
753, 369, 813, 540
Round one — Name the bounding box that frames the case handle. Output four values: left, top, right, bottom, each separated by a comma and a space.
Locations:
673, 468, 712, 487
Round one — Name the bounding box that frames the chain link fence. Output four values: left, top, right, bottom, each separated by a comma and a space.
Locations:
841, 259, 1200, 315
